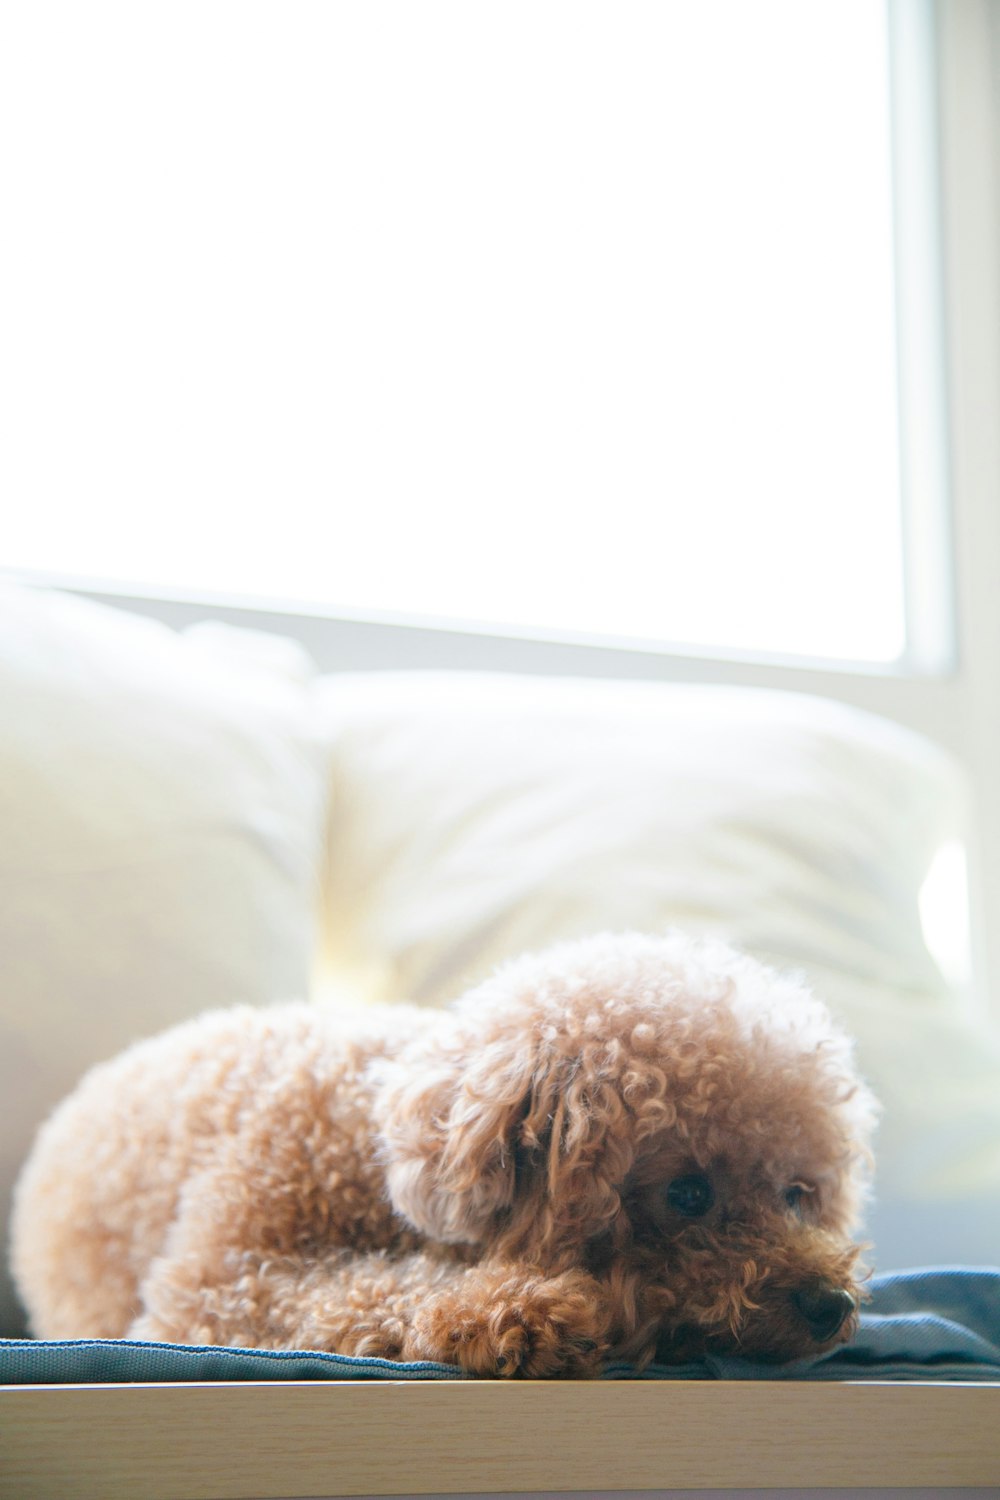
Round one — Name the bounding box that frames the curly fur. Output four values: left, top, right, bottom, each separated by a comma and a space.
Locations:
10, 932, 878, 1376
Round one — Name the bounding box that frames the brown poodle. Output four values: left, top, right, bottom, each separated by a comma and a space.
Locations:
10, 932, 878, 1376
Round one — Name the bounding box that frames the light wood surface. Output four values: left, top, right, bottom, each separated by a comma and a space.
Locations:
1, 1379, 998, 1499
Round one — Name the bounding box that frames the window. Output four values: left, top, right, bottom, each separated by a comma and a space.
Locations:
0, 1, 943, 669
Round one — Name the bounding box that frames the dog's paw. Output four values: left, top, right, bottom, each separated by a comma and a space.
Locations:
408, 1268, 606, 1378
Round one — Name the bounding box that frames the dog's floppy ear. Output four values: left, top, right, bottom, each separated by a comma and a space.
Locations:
374, 1028, 533, 1243
374, 1017, 638, 1246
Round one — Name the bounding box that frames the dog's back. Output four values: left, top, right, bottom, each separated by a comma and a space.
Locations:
10, 1000, 433, 1339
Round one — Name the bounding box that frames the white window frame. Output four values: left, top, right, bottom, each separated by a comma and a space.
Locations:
9, 0, 999, 1010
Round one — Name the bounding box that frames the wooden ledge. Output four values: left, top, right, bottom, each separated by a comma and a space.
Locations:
1, 1379, 998, 1499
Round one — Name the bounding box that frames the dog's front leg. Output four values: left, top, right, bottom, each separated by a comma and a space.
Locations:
132, 1240, 607, 1377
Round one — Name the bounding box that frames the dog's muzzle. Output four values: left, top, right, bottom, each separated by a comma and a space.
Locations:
790, 1282, 855, 1343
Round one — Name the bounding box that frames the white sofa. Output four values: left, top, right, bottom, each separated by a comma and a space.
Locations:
3, 580, 1000, 1337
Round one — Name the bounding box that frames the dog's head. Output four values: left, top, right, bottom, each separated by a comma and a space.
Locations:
376, 932, 878, 1366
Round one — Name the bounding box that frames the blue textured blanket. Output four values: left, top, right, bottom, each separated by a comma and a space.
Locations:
2, 1267, 997, 1384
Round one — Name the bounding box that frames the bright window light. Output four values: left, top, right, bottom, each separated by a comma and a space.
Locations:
919, 838, 973, 995
1, 2, 907, 664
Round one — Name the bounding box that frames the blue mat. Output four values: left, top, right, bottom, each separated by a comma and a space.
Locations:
2, 1268, 998, 1384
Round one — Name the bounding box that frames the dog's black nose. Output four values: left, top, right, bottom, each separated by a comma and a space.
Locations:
791, 1283, 855, 1343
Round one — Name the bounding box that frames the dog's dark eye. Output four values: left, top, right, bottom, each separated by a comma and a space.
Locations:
665, 1173, 714, 1218
785, 1184, 807, 1214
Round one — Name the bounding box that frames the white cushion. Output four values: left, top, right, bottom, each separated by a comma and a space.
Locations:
315, 669, 1000, 1266
0, 584, 328, 1331
316, 670, 955, 1006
